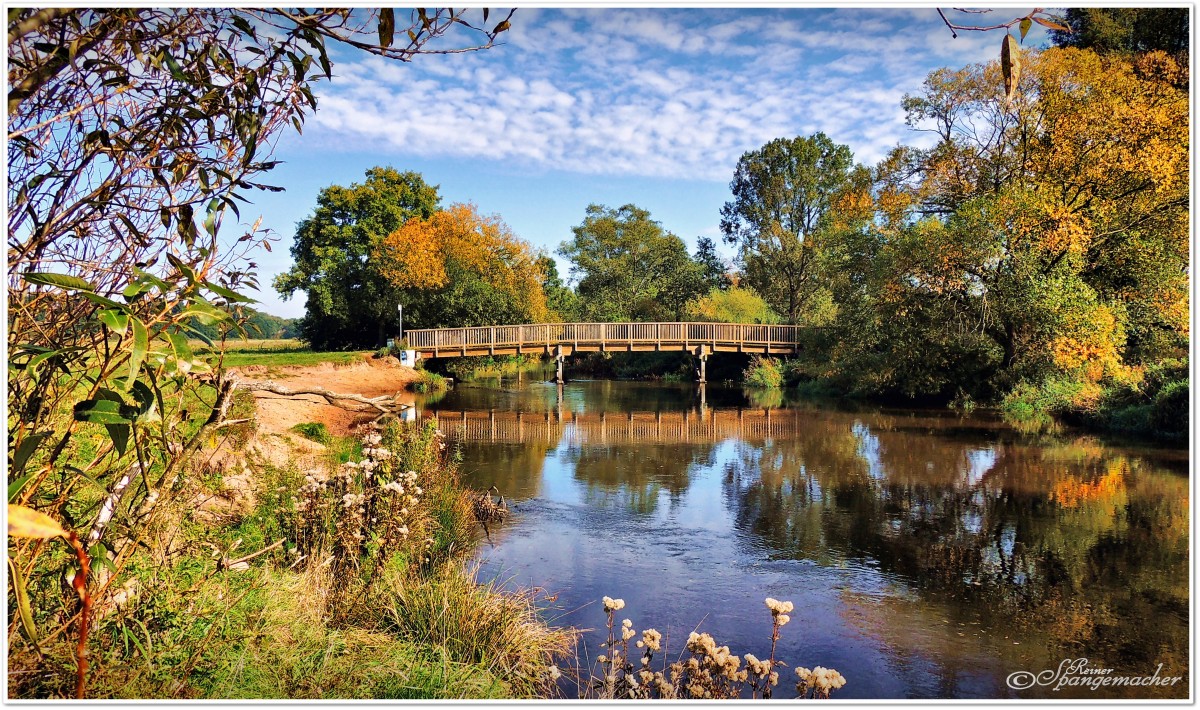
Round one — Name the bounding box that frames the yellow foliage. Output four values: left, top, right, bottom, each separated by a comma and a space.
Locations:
380, 218, 448, 290
375, 203, 548, 322
1049, 302, 1123, 382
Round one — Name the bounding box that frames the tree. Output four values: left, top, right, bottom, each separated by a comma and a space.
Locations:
274, 167, 440, 349
693, 237, 732, 291
831, 47, 1189, 398
558, 204, 706, 322
7, 8, 507, 695
720, 134, 859, 325
1050, 8, 1189, 58
684, 286, 779, 324
537, 254, 580, 321
374, 203, 549, 328
187, 307, 299, 341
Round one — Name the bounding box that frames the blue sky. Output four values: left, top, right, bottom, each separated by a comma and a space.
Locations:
241, 7, 1058, 318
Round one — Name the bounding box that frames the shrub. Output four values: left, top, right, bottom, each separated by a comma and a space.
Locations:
743, 357, 783, 389
410, 371, 450, 394
1151, 380, 1188, 438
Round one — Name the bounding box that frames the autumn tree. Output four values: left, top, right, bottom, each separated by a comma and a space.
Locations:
374, 203, 549, 329
720, 134, 861, 325
830, 47, 1188, 399
559, 204, 706, 322
274, 167, 440, 349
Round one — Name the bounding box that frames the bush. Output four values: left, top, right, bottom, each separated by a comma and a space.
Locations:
410, 371, 450, 394
1150, 379, 1188, 438
1107, 403, 1154, 433
743, 357, 783, 388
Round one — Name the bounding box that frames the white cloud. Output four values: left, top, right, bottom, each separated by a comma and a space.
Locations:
304, 8, 1032, 181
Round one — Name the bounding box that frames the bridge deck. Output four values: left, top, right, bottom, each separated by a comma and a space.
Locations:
404, 322, 802, 358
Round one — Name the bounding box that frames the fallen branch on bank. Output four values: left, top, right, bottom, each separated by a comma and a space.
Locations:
235, 379, 411, 416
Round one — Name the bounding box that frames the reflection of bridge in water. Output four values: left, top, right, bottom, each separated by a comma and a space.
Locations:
422, 407, 803, 445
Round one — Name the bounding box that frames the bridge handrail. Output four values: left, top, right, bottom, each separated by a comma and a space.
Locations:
403, 322, 804, 350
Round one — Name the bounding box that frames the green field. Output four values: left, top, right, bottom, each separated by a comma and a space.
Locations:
193, 339, 367, 368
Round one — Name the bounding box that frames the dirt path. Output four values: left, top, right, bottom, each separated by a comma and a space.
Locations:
234, 355, 421, 438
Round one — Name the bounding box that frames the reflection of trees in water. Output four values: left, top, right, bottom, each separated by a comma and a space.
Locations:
569, 443, 719, 515
722, 416, 1189, 694
457, 441, 554, 500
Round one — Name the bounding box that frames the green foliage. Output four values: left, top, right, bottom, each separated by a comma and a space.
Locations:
411, 371, 450, 394
770, 46, 1189, 416
1150, 380, 1188, 438
536, 254, 580, 321
720, 133, 864, 325
693, 237, 732, 291
558, 204, 707, 321
274, 167, 441, 349
743, 357, 784, 389
440, 355, 548, 382
1050, 8, 1189, 58
188, 307, 300, 342
685, 286, 779, 324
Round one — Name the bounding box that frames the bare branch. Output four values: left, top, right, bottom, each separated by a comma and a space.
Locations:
7, 7, 70, 44
237, 380, 410, 415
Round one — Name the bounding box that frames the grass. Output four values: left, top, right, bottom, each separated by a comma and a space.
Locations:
9, 398, 571, 701
186, 338, 366, 368
218, 350, 363, 368
290, 422, 332, 445
384, 565, 573, 698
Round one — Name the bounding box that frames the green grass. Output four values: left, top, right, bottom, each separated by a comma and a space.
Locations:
186, 338, 366, 367
219, 350, 363, 368
290, 422, 332, 445
383, 565, 572, 698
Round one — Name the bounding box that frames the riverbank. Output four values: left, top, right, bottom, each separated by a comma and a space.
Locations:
8, 361, 572, 699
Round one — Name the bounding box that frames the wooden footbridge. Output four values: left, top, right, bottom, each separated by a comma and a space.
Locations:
423, 407, 802, 446
404, 323, 804, 382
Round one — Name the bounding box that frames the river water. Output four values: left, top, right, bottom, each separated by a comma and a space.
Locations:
417, 379, 1189, 700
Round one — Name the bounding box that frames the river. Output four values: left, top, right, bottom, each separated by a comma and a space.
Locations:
416, 379, 1189, 700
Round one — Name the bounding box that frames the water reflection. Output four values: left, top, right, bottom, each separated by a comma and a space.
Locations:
423, 382, 1189, 699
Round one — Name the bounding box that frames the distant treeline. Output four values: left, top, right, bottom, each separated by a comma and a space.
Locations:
188, 307, 300, 341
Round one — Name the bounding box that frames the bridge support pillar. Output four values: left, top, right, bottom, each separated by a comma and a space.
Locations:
695, 345, 710, 384
554, 345, 565, 384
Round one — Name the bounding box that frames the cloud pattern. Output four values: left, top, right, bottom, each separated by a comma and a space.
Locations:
305, 8, 1047, 180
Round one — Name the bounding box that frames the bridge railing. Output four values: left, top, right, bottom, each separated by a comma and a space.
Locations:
404, 322, 804, 350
